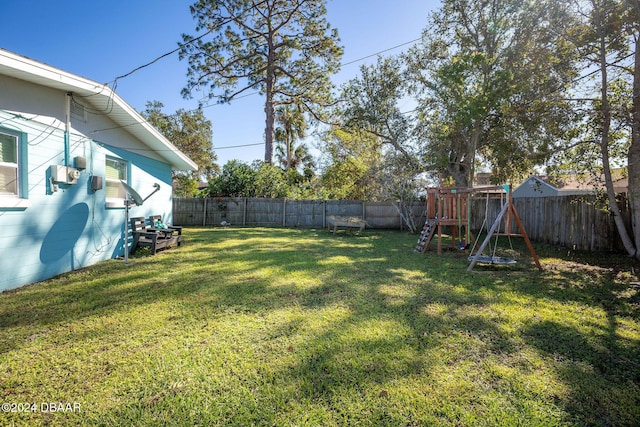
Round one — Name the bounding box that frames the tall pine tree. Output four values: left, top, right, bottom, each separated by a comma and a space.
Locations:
180, 0, 342, 164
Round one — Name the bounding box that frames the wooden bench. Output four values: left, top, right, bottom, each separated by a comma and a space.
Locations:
149, 215, 183, 245
130, 217, 181, 255
327, 215, 367, 235
148, 214, 183, 250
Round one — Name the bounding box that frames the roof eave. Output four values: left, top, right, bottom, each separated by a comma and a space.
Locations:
0, 49, 197, 172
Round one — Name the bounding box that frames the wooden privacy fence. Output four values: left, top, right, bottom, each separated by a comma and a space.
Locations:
173, 195, 630, 252
173, 198, 424, 230
468, 194, 629, 253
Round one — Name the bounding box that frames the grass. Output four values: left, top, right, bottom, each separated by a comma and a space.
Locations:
1, 227, 639, 426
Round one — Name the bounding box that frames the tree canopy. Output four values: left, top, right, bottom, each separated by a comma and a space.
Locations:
406, 0, 578, 186
141, 101, 218, 197
336, 56, 416, 164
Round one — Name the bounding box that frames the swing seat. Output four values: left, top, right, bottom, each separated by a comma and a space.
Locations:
467, 255, 517, 265
457, 241, 470, 250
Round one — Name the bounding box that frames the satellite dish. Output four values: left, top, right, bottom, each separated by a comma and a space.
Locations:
120, 180, 144, 205
119, 180, 162, 265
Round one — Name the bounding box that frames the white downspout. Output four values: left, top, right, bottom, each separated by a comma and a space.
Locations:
65, 92, 71, 166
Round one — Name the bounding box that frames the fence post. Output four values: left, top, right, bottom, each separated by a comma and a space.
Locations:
283, 198, 287, 227
323, 200, 326, 229
243, 197, 247, 226
203, 198, 207, 226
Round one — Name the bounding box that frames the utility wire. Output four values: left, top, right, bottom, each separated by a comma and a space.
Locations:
122, 141, 264, 153
85, 18, 634, 153
214, 142, 264, 149
105, 29, 213, 86
197, 37, 424, 109
340, 38, 422, 67
87, 34, 426, 136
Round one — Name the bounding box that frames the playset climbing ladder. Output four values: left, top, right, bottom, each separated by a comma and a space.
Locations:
414, 219, 437, 253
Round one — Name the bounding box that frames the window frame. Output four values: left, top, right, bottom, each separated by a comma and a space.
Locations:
105, 156, 130, 209
0, 128, 29, 209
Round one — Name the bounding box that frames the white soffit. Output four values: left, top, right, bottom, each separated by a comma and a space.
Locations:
0, 48, 197, 172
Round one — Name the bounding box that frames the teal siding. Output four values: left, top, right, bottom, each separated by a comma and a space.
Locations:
0, 111, 176, 291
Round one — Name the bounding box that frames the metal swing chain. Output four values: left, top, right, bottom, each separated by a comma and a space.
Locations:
491, 192, 503, 259
469, 192, 488, 256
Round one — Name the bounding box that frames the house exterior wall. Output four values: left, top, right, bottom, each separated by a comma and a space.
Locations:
0, 75, 175, 291
513, 175, 622, 198
513, 177, 560, 198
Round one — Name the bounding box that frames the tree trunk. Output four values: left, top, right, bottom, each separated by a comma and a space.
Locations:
598, 26, 637, 256
448, 126, 480, 187
469, 126, 480, 187
630, 32, 640, 259
264, 77, 275, 165
264, 31, 276, 165
447, 157, 469, 187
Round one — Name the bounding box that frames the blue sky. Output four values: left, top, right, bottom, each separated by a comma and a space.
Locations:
0, 0, 440, 167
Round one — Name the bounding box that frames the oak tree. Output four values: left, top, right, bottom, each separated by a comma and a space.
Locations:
142, 101, 218, 196
406, 0, 577, 186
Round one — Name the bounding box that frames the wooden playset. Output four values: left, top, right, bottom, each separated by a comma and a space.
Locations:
414, 187, 473, 254
414, 185, 542, 271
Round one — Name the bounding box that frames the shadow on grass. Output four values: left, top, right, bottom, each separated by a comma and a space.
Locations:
424, 241, 640, 425
522, 319, 640, 425
1, 227, 639, 425
0, 227, 373, 355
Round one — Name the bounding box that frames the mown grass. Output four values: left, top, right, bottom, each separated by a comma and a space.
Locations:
1, 227, 639, 426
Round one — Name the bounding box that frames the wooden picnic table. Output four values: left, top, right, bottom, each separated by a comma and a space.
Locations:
327, 215, 367, 234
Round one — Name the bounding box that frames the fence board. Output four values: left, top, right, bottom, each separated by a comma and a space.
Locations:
284, 200, 326, 228
173, 195, 630, 252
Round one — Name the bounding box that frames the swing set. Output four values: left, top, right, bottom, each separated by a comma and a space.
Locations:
414, 185, 542, 271
467, 185, 542, 271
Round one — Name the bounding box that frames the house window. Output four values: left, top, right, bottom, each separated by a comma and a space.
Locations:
0, 128, 29, 208
0, 131, 18, 196
105, 157, 128, 207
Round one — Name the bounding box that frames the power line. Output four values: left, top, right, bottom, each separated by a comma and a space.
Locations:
215, 142, 264, 149
340, 38, 422, 67
200, 89, 261, 109
86, 35, 426, 134
105, 29, 213, 86
97, 3, 422, 105
113, 141, 264, 153
108, 9, 420, 88
108, 23, 420, 87
195, 37, 424, 109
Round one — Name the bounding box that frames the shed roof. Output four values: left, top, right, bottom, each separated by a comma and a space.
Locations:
0, 48, 197, 172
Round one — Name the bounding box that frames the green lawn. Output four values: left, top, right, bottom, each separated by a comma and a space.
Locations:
1, 227, 639, 426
